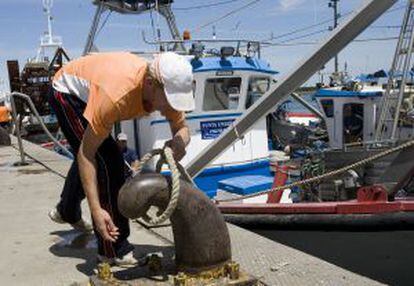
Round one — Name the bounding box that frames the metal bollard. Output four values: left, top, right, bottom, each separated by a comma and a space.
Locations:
118, 173, 232, 272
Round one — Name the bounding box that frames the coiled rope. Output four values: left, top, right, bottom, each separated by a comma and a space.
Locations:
134, 146, 193, 225
216, 139, 414, 203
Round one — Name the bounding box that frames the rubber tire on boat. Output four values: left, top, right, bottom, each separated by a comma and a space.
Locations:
0, 126, 11, 146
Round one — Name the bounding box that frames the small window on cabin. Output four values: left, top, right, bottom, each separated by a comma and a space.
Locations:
321, 99, 334, 118
246, 77, 271, 108
203, 77, 242, 111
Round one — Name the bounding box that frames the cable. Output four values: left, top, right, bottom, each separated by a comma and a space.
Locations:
96, 10, 112, 37
353, 36, 399, 43
193, 0, 261, 32
371, 25, 402, 29
174, 0, 243, 11
278, 29, 328, 44
262, 36, 399, 48
265, 4, 405, 42
268, 16, 346, 42
260, 3, 406, 47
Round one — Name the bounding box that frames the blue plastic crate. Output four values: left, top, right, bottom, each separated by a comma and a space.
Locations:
218, 175, 274, 195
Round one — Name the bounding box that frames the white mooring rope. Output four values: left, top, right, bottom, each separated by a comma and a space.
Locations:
134, 147, 193, 225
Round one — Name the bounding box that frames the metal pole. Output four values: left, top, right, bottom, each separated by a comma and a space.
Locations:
186, 0, 397, 178
83, 2, 104, 55
329, 0, 340, 73
10, 92, 72, 157
158, 4, 185, 52
9, 93, 28, 166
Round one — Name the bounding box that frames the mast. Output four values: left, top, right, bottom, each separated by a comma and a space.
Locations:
84, 1, 184, 55
36, 0, 63, 62
329, 0, 340, 73
374, 1, 414, 143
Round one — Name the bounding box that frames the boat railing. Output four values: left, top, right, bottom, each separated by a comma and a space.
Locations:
8, 92, 72, 165
141, 32, 265, 58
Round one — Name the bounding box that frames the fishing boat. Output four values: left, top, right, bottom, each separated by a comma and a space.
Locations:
6, 0, 70, 144
196, 1, 414, 227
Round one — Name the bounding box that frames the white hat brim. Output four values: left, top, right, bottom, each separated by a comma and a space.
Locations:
164, 84, 195, 112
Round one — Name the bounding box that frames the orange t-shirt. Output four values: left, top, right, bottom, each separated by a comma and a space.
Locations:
53, 52, 185, 137
0, 106, 10, 123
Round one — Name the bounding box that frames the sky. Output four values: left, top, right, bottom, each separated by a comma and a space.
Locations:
0, 0, 407, 92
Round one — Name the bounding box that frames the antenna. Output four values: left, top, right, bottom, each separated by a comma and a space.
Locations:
43, 0, 54, 42
43, 0, 53, 11
36, 0, 62, 62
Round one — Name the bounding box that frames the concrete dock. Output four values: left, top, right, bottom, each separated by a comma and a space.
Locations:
0, 139, 386, 285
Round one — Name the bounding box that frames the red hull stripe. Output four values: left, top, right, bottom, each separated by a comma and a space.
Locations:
218, 200, 414, 215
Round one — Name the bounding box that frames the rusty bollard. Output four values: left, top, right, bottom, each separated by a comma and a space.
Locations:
118, 173, 232, 273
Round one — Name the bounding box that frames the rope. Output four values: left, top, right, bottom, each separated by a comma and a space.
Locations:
216, 139, 414, 203
134, 147, 192, 225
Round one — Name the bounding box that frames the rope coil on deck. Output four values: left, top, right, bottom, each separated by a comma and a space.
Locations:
216, 139, 414, 203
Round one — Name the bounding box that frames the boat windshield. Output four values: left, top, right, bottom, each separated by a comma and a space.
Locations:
246, 77, 271, 108
203, 77, 242, 111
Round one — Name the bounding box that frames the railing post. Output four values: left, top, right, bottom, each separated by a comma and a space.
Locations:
9, 93, 29, 166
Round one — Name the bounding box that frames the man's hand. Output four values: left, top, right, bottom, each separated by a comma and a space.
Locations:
165, 135, 186, 161
92, 208, 120, 242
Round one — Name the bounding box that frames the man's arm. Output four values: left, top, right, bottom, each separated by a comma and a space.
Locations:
167, 124, 190, 161
78, 125, 119, 242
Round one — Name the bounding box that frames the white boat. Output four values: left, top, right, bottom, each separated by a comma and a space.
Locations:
120, 45, 279, 198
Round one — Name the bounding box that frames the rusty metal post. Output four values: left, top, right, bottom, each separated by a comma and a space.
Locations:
118, 173, 232, 273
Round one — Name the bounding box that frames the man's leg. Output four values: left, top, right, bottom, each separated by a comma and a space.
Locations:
95, 137, 132, 258
48, 90, 86, 224
56, 160, 85, 223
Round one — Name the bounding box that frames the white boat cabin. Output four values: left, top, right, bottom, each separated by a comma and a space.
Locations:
315, 86, 384, 149
120, 52, 278, 197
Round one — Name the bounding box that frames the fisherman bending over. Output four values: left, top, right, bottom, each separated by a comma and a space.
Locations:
48, 52, 194, 267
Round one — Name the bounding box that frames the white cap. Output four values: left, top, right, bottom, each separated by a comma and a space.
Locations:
153, 52, 195, 112
117, 132, 128, 141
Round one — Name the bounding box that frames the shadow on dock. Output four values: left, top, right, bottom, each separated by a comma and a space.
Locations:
48, 230, 175, 280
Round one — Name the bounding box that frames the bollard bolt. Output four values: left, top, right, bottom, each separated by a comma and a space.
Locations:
97, 263, 113, 281
174, 272, 188, 286
226, 261, 240, 280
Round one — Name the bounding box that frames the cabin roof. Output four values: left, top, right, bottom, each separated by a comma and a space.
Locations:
315, 88, 383, 98
191, 56, 278, 75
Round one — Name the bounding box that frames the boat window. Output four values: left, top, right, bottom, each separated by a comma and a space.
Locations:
343, 103, 364, 144
320, 99, 334, 118
246, 77, 270, 108
203, 77, 242, 111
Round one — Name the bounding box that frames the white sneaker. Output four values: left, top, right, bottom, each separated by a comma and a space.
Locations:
48, 208, 93, 233
97, 252, 138, 268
